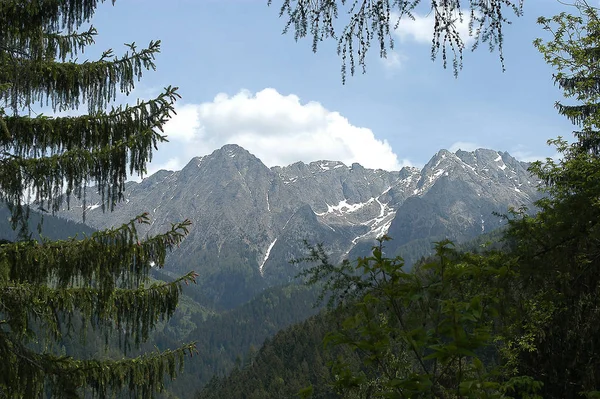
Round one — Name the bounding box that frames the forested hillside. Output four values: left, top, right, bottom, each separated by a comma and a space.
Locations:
197, 311, 352, 399
162, 285, 323, 397
194, 228, 509, 399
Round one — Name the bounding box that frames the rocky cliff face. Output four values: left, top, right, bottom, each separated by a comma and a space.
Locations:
384, 149, 537, 255
58, 144, 539, 308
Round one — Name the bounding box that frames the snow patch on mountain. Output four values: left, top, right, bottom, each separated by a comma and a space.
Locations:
260, 239, 277, 276
350, 194, 396, 245
282, 176, 298, 184
315, 198, 375, 216
315, 160, 346, 171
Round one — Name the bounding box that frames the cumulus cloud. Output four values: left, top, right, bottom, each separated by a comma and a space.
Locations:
160, 88, 409, 171
161, 103, 201, 143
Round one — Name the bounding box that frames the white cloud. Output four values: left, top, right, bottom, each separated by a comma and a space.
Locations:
160, 88, 409, 170
392, 10, 475, 46
162, 103, 201, 143
449, 141, 481, 152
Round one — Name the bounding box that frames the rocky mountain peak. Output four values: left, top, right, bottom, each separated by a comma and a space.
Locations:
180, 144, 273, 182
204, 144, 261, 165
58, 144, 541, 309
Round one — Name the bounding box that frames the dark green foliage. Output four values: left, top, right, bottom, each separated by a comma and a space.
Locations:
496, 4, 600, 396
534, 2, 600, 156
196, 309, 357, 399
188, 228, 514, 399
169, 284, 323, 398
0, 1, 196, 397
198, 230, 539, 399
297, 237, 538, 398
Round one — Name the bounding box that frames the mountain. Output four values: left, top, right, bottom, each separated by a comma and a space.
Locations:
57, 144, 540, 309
382, 148, 537, 259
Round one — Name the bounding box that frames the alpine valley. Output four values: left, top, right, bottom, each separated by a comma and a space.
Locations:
6, 143, 544, 398
57, 144, 540, 310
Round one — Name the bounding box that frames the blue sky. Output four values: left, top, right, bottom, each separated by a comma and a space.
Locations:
85, 0, 576, 176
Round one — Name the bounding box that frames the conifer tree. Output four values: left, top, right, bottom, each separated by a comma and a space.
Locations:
0, 1, 197, 397
535, 0, 600, 155
499, 2, 600, 396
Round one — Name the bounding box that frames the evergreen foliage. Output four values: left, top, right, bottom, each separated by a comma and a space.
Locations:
175, 284, 323, 398
500, 2, 600, 396
0, 1, 197, 397
197, 309, 356, 399
195, 233, 523, 399
534, 2, 600, 155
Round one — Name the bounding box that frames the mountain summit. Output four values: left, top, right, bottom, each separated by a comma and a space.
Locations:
59, 145, 539, 308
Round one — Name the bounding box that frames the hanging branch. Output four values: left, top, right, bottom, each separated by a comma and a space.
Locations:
269, 0, 523, 81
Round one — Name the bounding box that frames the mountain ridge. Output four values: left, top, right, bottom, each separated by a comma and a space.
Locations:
58, 144, 540, 308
